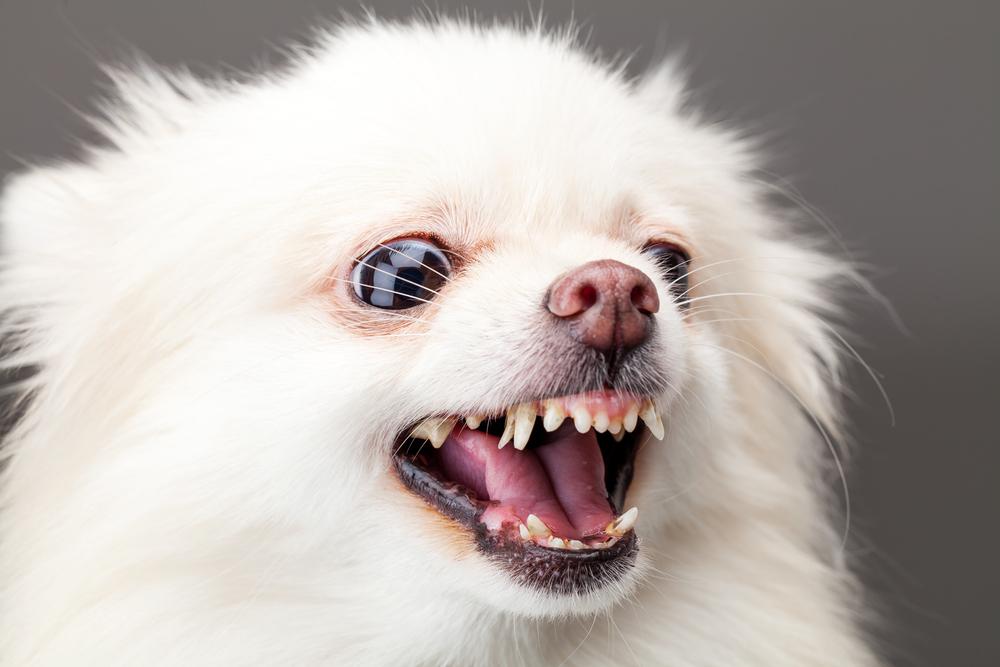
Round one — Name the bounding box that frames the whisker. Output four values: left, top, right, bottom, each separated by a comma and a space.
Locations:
325, 276, 445, 310
354, 258, 446, 299
674, 291, 774, 308
692, 340, 851, 551
375, 241, 452, 283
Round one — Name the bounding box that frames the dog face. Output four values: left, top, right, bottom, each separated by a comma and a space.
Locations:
0, 22, 851, 654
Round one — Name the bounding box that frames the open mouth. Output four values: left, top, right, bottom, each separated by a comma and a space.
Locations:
392, 391, 663, 595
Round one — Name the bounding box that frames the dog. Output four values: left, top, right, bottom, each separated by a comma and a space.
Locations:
0, 19, 880, 666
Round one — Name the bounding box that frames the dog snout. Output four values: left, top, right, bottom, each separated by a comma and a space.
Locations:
546, 259, 659, 353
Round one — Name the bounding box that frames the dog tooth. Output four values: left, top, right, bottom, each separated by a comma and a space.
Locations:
549, 537, 567, 549
623, 404, 639, 433
568, 540, 586, 550
572, 406, 592, 434
607, 418, 622, 435
465, 414, 483, 430
601, 536, 619, 548
542, 401, 566, 432
611, 429, 626, 442
593, 411, 609, 433
498, 415, 515, 449
518, 522, 531, 541
410, 417, 455, 449
525, 514, 552, 537
639, 401, 665, 440
607, 507, 639, 536
430, 417, 457, 448
513, 403, 535, 451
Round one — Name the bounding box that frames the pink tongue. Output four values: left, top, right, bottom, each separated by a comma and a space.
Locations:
438, 424, 614, 540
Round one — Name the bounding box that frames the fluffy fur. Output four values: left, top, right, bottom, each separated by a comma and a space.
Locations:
0, 19, 879, 666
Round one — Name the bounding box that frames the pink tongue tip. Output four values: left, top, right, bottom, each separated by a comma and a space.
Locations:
441, 424, 615, 540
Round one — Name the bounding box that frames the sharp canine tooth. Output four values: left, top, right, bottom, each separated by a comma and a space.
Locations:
498, 415, 515, 449
606, 507, 639, 536
518, 523, 531, 541
411, 417, 456, 449
639, 401, 665, 440
611, 429, 626, 442
549, 537, 566, 549
525, 514, 551, 537
593, 411, 609, 433
542, 401, 566, 432
572, 407, 592, 433
568, 540, 586, 550
513, 403, 535, 451
465, 415, 482, 430
623, 404, 639, 433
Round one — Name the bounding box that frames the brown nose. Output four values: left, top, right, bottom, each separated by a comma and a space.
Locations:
546, 259, 659, 353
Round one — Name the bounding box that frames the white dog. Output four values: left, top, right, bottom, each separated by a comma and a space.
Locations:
0, 19, 880, 666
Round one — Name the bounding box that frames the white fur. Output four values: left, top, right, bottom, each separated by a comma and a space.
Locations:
0, 19, 879, 666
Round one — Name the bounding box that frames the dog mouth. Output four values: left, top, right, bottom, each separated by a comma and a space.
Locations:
392, 390, 663, 595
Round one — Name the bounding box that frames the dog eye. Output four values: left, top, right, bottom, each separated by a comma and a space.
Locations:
642, 243, 691, 302
351, 238, 452, 309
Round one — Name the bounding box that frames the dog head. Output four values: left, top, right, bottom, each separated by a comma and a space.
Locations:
0, 21, 850, 651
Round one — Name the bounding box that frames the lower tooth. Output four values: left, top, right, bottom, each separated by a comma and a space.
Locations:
549, 537, 566, 549
518, 523, 531, 541
526, 514, 552, 537
606, 506, 639, 536
568, 540, 586, 550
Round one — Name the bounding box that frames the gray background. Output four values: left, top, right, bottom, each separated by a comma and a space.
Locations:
0, 1, 996, 665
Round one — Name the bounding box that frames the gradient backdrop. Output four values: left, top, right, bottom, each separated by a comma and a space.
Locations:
1, 2, 996, 665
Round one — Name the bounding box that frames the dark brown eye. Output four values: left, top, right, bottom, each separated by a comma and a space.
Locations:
642, 243, 691, 303
351, 238, 451, 309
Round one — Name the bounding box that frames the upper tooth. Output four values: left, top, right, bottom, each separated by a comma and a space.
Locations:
607, 417, 622, 434
542, 401, 566, 432
572, 406, 592, 434
623, 404, 639, 433
512, 403, 536, 450
465, 415, 483, 430
611, 429, 626, 442
410, 417, 456, 449
639, 401, 665, 440
607, 506, 639, 536
525, 514, 552, 537
593, 411, 609, 433
498, 416, 515, 449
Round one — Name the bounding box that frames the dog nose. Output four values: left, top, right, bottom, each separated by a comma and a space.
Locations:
547, 259, 659, 353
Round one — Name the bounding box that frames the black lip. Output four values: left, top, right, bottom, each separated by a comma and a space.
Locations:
477, 527, 639, 595
392, 425, 643, 595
